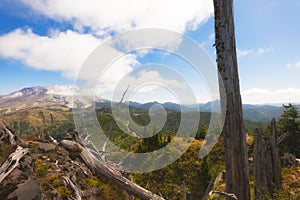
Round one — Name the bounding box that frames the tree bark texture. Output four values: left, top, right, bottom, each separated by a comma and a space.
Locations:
253, 119, 282, 199
213, 0, 250, 199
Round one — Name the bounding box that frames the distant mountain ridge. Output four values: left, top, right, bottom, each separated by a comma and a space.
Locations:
127, 100, 286, 122
0, 86, 292, 122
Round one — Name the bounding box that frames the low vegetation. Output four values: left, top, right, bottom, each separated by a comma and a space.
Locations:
0, 104, 299, 199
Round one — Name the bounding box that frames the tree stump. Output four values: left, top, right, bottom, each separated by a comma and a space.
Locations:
253, 118, 283, 199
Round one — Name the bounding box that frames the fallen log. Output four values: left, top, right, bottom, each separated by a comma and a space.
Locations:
60, 140, 164, 200
0, 146, 29, 183
63, 176, 82, 200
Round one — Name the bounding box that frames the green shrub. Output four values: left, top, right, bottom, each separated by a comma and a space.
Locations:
57, 186, 71, 199
87, 178, 100, 187
35, 165, 48, 177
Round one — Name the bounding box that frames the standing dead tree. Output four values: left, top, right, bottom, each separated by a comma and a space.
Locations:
213, 0, 250, 199
253, 118, 283, 199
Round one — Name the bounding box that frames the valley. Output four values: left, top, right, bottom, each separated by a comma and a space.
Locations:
0, 86, 299, 199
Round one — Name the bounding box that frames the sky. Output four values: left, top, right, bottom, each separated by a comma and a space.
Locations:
0, 0, 300, 104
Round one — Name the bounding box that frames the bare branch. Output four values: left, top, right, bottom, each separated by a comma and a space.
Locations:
278, 132, 289, 144
209, 190, 238, 200
102, 84, 130, 153
202, 166, 220, 200
169, 183, 191, 195
63, 176, 82, 200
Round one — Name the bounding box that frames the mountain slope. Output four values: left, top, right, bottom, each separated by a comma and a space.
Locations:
0, 86, 75, 114
0, 86, 108, 114
0, 86, 287, 122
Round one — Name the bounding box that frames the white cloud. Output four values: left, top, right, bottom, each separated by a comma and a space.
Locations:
0, 1, 215, 101
0, 0, 214, 90
287, 61, 300, 69
242, 88, 300, 104
237, 49, 253, 58
237, 48, 273, 58
0, 28, 141, 81
257, 48, 272, 56
46, 85, 80, 96
0, 28, 101, 78
20, 0, 213, 34
96, 54, 139, 94
94, 64, 210, 104
97, 69, 188, 98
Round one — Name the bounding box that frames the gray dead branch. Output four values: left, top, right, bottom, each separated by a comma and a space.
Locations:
209, 190, 238, 200
0, 146, 29, 183
63, 176, 82, 200
60, 140, 164, 200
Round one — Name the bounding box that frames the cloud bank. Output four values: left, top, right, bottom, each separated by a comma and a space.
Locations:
20, 0, 213, 34
242, 88, 300, 104
0, 1, 214, 93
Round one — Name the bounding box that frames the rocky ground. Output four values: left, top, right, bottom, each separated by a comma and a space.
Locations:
0, 120, 134, 200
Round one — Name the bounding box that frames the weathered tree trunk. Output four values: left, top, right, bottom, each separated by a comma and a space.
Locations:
253, 129, 268, 198
60, 140, 164, 200
270, 119, 282, 190
253, 119, 282, 199
213, 0, 250, 199
0, 120, 16, 145
0, 146, 29, 183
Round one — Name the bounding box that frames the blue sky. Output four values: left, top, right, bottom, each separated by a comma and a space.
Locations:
0, 0, 299, 104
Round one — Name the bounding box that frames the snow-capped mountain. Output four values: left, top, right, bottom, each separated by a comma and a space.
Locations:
0, 85, 105, 114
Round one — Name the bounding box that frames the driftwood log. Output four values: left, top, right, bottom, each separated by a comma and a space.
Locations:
60, 140, 164, 200
253, 118, 282, 199
0, 146, 29, 183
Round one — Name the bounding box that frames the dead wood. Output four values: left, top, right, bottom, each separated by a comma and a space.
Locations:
60, 140, 164, 200
0, 146, 29, 183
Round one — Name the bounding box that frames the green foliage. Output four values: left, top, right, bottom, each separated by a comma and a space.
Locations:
57, 186, 71, 199
137, 131, 169, 153
278, 104, 300, 156
34, 158, 48, 177
87, 178, 101, 187
196, 122, 208, 140
133, 140, 223, 199
197, 157, 211, 191
35, 165, 48, 177
2, 107, 75, 141
0, 143, 16, 165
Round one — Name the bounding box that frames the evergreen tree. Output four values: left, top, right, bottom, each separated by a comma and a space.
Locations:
278, 104, 300, 156
195, 123, 207, 140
